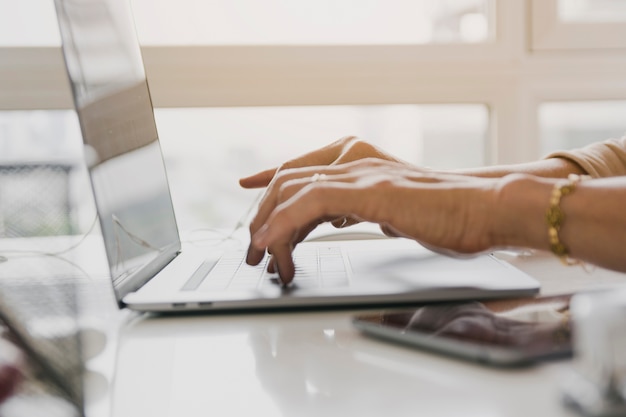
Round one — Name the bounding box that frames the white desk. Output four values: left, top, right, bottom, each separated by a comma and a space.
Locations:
104, 251, 626, 417
3, 236, 626, 417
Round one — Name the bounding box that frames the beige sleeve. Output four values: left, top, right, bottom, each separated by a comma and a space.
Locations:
545, 136, 626, 178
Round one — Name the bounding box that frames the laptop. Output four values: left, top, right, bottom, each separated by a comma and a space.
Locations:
53, 0, 540, 313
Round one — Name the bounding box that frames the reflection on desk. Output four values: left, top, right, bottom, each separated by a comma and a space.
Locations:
112, 312, 571, 417
110, 252, 626, 417
0, 235, 125, 417
2, 235, 626, 417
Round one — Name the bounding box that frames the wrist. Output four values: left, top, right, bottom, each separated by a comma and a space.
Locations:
490, 174, 553, 251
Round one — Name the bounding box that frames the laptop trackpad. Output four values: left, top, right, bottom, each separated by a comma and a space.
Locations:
345, 239, 530, 291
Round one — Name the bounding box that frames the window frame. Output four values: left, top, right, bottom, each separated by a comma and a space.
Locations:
2, 0, 626, 167
531, 0, 626, 51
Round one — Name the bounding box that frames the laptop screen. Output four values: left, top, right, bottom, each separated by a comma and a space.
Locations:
54, 0, 181, 302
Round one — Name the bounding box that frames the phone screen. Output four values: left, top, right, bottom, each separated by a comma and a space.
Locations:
353, 295, 573, 366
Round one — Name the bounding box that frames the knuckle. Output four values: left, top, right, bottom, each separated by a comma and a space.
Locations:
273, 168, 295, 186
277, 160, 297, 175
348, 138, 370, 152
336, 135, 359, 147
348, 139, 379, 158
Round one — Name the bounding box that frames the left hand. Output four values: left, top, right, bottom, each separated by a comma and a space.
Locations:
245, 158, 500, 284
239, 136, 406, 189
241, 136, 410, 231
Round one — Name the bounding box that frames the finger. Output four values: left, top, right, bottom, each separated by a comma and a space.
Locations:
333, 138, 404, 165
241, 137, 356, 189
251, 214, 329, 269
249, 173, 314, 238
252, 167, 383, 241
380, 224, 401, 237
240, 137, 361, 191
248, 159, 393, 238
249, 165, 351, 236
246, 240, 265, 266
267, 241, 296, 284
239, 168, 278, 189
292, 220, 324, 246
283, 136, 356, 169
246, 161, 403, 266
252, 183, 362, 257
243, 168, 329, 262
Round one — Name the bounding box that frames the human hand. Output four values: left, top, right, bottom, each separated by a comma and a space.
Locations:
241, 137, 414, 271
245, 158, 500, 284
239, 136, 406, 189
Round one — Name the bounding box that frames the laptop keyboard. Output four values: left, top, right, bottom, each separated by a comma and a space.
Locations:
185, 245, 350, 292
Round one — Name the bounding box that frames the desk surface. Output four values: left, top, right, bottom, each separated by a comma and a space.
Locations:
107, 250, 626, 417
3, 236, 626, 417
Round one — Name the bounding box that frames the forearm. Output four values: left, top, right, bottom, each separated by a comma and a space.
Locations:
493, 174, 626, 272
449, 157, 587, 179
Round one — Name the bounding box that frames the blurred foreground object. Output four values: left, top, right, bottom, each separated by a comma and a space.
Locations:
562, 287, 626, 416
0, 337, 23, 403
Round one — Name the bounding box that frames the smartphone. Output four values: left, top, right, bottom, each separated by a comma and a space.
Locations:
353, 295, 573, 366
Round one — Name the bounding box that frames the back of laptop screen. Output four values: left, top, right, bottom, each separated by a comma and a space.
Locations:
54, 0, 181, 298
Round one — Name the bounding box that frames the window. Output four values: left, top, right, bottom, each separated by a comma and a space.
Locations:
2, 0, 626, 235
0, 110, 90, 236
131, 0, 493, 45
539, 101, 626, 155
154, 105, 488, 229
0, 105, 488, 231
559, 0, 626, 23
532, 0, 626, 50
0, 0, 60, 46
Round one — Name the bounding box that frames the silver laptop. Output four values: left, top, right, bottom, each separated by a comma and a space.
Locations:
53, 0, 539, 313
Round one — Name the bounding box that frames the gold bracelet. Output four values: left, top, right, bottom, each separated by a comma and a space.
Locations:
545, 174, 588, 265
